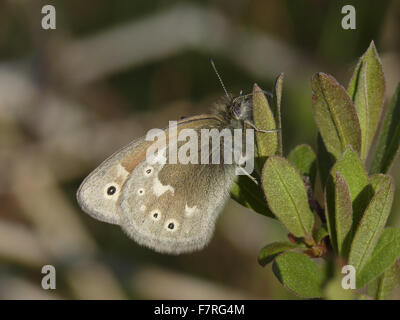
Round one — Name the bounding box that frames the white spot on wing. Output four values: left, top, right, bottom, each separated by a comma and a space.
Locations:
185, 204, 198, 217
152, 165, 174, 196
117, 163, 129, 179
153, 178, 174, 196
140, 205, 146, 211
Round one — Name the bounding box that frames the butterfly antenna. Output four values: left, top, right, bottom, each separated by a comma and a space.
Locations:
210, 58, 230, 100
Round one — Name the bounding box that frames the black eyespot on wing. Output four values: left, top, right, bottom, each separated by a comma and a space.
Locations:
146, 169, 152, 174
107, 186, 116, 195
153, 213, 158, 218
168, 222, 174, 230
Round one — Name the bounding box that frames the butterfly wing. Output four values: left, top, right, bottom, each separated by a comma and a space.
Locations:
76, 137, 154, 225
120, 160, 236, 254
77, 115, 237, 254
118, 116, 238, 254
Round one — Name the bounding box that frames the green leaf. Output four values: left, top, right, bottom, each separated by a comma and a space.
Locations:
325, 147, 372, 251
273, 73, 284, 156
366, 261, 400, 300
366, 277, 379, 298
272, 252, 324, 298
258, 241, 300, 267
311, 72, 362, 159
313, 226, 329, 244
334, 173, 353, 257
329, 148, 370, 203
370, 83, 400, 174
230, 175, 274, 218
348, 41, 385, 161
376, 261, 400, 300
369, 174, 391, 193
262, 156, 314, 237
324, 273, 357, 300
253, 84, 278, 168
348, 178, 395, 272
288, 144, 317, 190
357, 228, 400, 288
317, 133, 335, 188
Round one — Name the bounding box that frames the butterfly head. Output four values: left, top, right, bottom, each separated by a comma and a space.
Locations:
230, 94, 252, 121
210, 60, 253, 125
213, 93, 253, 128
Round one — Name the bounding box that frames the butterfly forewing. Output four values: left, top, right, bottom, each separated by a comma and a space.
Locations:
76, 137, 153, 225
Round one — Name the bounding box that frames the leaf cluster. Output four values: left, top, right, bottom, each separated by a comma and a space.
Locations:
232, 41, 400, 299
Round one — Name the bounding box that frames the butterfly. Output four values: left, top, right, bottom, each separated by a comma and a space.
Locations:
76, 62, 276, 254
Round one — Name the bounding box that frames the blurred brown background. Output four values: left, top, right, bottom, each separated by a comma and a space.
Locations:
0, 0, 399, 299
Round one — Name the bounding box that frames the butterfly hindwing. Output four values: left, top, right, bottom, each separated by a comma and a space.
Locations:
119, 119, 237, 254
120, 159, 236, 254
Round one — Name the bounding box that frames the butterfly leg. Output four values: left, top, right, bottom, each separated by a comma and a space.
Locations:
244, 120, 281, 133
237, 166, 259, 185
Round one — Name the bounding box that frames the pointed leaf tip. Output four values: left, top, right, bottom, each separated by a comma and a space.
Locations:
252, 83, 278, 168
348, 42, 385, 160
312, 73, 361, 159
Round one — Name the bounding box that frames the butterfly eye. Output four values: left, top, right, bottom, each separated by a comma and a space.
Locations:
230, 103, 241, 120
234, 105, 241, 116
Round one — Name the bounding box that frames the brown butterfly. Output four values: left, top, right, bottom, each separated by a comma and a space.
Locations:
77, 61, 276, 254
